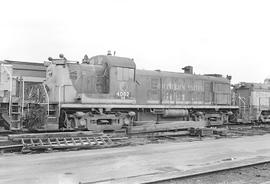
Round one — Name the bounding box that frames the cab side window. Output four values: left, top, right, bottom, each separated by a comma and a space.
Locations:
117, 67, 134, 81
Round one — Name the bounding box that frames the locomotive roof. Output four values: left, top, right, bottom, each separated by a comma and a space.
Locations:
3, 60, 46, 71
136, 69, 230, 83
89, 55, 136, 68
0, 60, 46, 79
235, 82, 270, 90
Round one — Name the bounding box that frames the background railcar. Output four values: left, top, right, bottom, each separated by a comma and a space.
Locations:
43, 54, 238, 131
0, 60, 46, 131
234, 82, 270, 123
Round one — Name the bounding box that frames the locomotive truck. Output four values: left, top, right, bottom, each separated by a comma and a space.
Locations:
42, 53, 238, 132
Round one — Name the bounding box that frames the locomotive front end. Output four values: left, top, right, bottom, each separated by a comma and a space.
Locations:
44, 54, 136, 132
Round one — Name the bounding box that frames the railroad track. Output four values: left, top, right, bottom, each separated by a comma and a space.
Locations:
0, 144, 23, 154
1, 123, 270, 154
83, 157, 270, 184
147, 159, 270, 184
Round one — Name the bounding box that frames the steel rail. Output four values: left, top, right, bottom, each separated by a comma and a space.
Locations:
81, 157, 270, 184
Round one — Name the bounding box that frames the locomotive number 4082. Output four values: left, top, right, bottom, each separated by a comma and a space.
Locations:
116, 91, 130, 98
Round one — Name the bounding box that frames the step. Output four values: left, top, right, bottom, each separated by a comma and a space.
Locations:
11, 118, 20, 121
10, 120, 21, 129
44, 123, 59, 130
11, 112, 20, 115
47, 116, 57, 119
47, 116, 58, 122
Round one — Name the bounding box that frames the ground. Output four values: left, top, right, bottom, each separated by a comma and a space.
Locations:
1, 134, 270, 184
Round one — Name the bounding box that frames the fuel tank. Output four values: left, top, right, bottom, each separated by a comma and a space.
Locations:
162, 109, 189, 117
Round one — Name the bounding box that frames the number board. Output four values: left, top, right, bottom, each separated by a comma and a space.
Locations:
116, 91, 130, 99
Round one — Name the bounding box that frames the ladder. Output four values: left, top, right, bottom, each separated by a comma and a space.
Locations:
238, 96, 249, 121
45, 104, 58, 130
20, 135, 122, 152
10, 103, 21, 129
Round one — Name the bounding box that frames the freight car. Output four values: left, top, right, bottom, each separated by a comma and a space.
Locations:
0, 60, 46, 131
234, 82, 270, 123
42, 53, 238, 131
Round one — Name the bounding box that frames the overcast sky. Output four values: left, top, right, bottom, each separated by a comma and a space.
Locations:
0, 0, 270, 83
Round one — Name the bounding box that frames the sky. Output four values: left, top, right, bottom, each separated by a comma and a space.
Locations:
0, 0, 270, 84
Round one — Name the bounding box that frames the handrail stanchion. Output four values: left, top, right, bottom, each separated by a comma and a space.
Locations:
3, 65, 12, 117
42, 83, 50, 116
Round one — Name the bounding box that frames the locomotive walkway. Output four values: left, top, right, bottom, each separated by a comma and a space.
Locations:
1, 134, 270, 184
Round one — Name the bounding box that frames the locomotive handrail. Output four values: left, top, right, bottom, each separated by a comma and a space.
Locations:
42, 83, 50, 116
58, 85, 61, 117
21, 78, 24, 116
238, 96, 247, 117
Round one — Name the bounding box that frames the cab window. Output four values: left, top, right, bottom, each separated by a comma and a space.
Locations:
117, 67, 134, 81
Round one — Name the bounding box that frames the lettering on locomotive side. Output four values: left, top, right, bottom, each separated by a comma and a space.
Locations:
161, 78, 204, 92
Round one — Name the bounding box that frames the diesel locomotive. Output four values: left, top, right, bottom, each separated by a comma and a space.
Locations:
42, 53, 238, 131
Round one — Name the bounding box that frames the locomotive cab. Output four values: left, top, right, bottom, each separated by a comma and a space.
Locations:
82, 55, 136, 103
